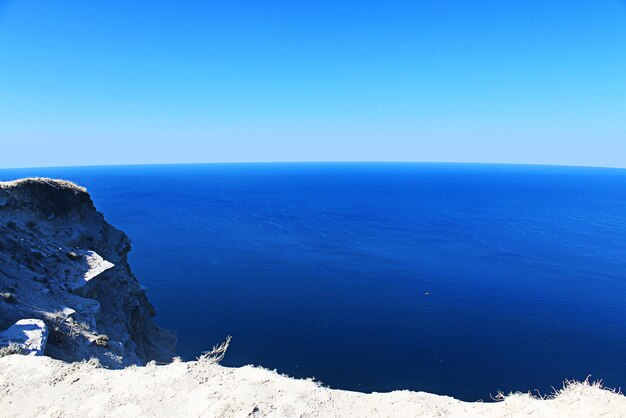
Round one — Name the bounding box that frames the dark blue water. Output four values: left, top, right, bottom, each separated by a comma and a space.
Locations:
2, 163, 626, 400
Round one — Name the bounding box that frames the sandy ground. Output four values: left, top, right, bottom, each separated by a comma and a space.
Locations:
1, 355, 625, 417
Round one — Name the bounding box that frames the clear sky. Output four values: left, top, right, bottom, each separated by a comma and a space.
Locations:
1, 1, 625, 169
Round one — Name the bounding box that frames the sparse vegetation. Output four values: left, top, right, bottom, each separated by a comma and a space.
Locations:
0, 343, 25, 357
0, 292, 17, 303
492, 376, 622, 402
93, 334, 109, 348
198, 335, 232, 364
47, 315, 79, 349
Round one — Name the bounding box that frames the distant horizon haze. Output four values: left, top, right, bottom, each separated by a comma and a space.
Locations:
2, 160, 626, 171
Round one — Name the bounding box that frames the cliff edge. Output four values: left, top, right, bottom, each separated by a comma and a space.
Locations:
1, 355, 625, 417
0, 178, 176, 367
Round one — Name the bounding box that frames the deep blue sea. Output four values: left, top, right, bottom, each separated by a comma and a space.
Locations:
2, 163, 626, 400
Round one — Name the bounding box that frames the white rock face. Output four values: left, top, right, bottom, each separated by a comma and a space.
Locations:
0, 319, 48, 356
68, 250, 115, 291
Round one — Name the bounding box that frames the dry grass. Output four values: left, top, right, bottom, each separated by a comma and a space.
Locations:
0, 178, 87, 193
493, 376, 622, 402
0, 343, 26, 357
197, 335, 232, 364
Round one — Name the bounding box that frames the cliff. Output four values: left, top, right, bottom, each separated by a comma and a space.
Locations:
0, 178, 176, 367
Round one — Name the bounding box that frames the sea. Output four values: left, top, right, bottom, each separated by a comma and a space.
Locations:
1, 163, 625, 401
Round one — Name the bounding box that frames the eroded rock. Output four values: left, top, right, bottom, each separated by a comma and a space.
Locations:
0, 178, 176, 367
0, 319, 48, 356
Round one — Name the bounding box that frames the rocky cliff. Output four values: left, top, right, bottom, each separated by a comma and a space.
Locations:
0, 178, 176, 367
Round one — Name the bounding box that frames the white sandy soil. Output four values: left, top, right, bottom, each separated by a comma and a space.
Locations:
1, 355, 625, 417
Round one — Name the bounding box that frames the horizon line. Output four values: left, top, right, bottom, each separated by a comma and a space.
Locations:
1, 161, 626, 172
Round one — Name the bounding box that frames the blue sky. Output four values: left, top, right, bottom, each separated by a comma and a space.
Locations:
1, 1, 625, 168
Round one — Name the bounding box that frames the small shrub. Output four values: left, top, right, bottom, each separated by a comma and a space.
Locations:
47, 316, 78, 349
6, 221, 17, 230
0, 292, 16, 303
0, 343, 25, 357
26, 221, 36, 229
93, 334, 109, 348
198, 335, 232, 364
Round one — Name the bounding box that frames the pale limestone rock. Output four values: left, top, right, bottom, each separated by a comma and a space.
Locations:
0, 319, 48, 356
0, 178, 176, 367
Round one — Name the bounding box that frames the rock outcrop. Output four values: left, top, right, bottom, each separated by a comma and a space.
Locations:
0, 178, 176, 367
0, 319, 48, 356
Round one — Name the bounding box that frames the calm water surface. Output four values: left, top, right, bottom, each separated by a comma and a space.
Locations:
2, 163, 626, 401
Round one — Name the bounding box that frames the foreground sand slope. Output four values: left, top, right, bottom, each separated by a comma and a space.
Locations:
1, 355, 625, 418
